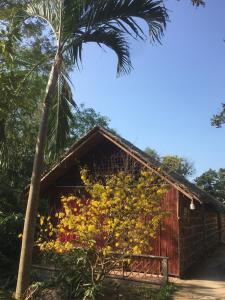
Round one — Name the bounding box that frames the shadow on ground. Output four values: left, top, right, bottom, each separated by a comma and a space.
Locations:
172, 244, 225, 299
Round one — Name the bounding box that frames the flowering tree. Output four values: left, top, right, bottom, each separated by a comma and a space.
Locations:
38, 168, 168, 282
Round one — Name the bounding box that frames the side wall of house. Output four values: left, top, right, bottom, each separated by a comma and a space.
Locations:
221, 214, 225, 242
205, 211, 220, 250
179, 193, 222, 276
159, 187, 179, 276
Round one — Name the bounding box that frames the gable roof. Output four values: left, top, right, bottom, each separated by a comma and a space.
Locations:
35, 126, 225, 213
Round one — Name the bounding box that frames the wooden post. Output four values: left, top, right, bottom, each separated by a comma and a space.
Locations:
122, 258, 125, 278
162, 258, 168, 283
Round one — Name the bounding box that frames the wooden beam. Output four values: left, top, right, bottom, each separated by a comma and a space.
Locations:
101, 132, 201, 203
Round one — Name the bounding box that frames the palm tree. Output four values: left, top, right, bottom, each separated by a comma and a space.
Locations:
14, 0, 168, 298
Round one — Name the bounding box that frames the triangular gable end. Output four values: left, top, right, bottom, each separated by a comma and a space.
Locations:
27, 126, 225, 213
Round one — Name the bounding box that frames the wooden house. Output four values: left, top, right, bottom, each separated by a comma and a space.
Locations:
37, 126, 225, 278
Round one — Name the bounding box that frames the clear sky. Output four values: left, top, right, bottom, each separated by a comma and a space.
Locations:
71, 0, 225, 178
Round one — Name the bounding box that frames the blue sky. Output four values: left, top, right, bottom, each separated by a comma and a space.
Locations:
71, 0, 225, 178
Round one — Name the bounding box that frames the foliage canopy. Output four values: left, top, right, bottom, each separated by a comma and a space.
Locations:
211, 103, 225, 128
145, 148, 195, 178
195, 168, 225, 203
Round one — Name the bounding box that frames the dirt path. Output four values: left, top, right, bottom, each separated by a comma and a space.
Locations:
172, 244, 225, 300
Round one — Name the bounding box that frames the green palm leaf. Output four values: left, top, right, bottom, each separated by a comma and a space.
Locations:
62, 0, 167, 74
65, 26, 132, 75
64, 0, 168, 42
12, 0, 167, 158
46, 66, 76, 161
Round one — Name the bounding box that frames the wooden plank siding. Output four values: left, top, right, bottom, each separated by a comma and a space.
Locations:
221, 214, 225, 242
178, 192, 222, 276
205, 212, 221, 250
160, 187, 179, 276
179, 192, 205, 276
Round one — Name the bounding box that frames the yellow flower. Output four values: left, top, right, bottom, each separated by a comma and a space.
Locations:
88, 224, 95, 232
40, 216, 45, 226
132, 246, 140, 254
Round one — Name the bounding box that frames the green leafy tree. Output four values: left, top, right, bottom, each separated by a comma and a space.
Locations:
195, 168, 225, 203
145, 147, 160, 161
0, 9, 113, 288
0, 4, 54, 176
0, 2, 77, 164
162, 155, 195, 178
0, 181, 24, 286
145, 148, 195, 178
0, 25, 111, 280
70, 104, 111, 140
211, 103, 225, 128
12, 1, 167, 298
0, 16, 49, 287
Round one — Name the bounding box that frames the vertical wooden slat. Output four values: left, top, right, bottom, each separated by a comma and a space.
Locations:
162, 258, 168, 283
160, 187, 179, 276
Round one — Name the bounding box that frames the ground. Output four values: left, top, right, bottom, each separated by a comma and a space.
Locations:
172, 244, 225, 300
0, 281, 175, 300
98, 279, 175, 300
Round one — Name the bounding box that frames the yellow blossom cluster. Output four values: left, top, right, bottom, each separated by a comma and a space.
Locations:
38, 169, 168, 255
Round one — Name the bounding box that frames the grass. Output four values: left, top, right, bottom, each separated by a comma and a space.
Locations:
156, 283, 177, 300
98, 279, 176, 300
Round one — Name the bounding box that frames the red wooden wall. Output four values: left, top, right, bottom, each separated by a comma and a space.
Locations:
160, 187, 179, 276
178, 192, 223, 276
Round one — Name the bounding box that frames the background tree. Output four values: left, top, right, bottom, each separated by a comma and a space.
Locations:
144, 147, 160, 161
145, 147, 195, 178
0, 2, 54, 175
211, 103, 225, 128
0, 8, 112, 286
162, 155, 195, 178
195, 168, 225, 203
0, 13, 48, 285
0, 182, 24, 288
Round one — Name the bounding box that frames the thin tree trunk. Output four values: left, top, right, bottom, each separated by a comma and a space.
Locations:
15, 52, 61, 300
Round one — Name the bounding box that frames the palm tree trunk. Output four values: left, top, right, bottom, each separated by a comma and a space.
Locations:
15, 52, 61, 300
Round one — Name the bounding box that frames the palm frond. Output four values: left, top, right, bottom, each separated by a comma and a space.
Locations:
13, 0, 61, 41
26, 0, 61, 37
46, 67, 76, 161
65, 0, 168, 42
65, 27, 132, 75
192, 0, 205, 6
